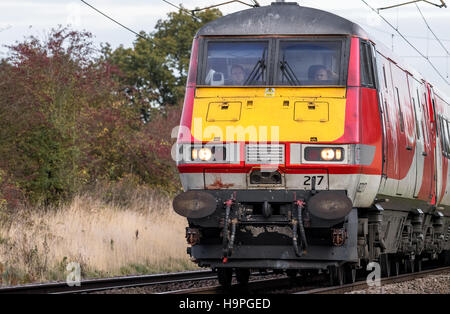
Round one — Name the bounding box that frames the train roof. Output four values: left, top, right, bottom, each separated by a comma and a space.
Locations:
195, 2, 450, 103
197, 2, 368, 37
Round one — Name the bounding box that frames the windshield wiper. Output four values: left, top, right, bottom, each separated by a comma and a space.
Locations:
279, 56, 301, 85
244, 49, 266, 85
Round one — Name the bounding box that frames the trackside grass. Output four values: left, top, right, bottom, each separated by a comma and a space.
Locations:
0, 188, 197, 286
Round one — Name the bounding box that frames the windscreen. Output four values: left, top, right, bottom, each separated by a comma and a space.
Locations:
202, 41, 268, 86
277, 41, 343, 86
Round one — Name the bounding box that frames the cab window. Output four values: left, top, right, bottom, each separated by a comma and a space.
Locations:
202, 41, 268, 86
276, 41, 343, 86
360, 41, 376, 88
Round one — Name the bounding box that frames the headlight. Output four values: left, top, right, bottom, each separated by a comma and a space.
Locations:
198, 147, 212, 161
178, 144, 239, 165
290, 144, 365, 165
189, 146, 224, 162
320, 148, 335, 161
305, 147, 344, 162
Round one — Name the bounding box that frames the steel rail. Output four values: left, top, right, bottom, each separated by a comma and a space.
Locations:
159, 276, 294, 294
3, 265, 448, 294
0, 270, 216, 294
295, 266, 450, 294
162, 266, 450, 294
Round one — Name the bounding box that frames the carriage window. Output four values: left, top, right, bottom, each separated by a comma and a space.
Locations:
396, 87, 405, 132
276, 41, 342, 86
422, 120, 429, 145
438, 115, 444, 153
202, 42, 268, 86
443, 118, 450, 157
384, 100, 389, 123
412, 97, 420, 140
360, 41, 375, 88
439, 116, 450, 157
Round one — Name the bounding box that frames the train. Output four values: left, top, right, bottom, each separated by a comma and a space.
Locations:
172, 1, 450, 286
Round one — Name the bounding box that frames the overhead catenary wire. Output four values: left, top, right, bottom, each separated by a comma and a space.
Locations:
79, 0, 206, 50
359, 21, 450, 66
79, 0, 149, 40
361, 22, 450, 42
415, 2, 450, 56
79, 0, 201, 59
378, 0, 447, 10
79, 0, 256, 53
161, 0, 201, 20
402, 56, 450, 58
80, 0, 449, 83
360, 0, 450, 86
191, 0, 255, 13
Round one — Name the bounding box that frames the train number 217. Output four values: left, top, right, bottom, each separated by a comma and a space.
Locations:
303, 175, 324, 186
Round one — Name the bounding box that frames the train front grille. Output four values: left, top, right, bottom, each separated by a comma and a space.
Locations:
245, 144, 285, 164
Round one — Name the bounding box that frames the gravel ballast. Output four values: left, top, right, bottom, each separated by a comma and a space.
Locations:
347, 271, 450, 294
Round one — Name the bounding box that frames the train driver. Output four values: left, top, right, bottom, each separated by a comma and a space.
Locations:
230, 64, 246, 85
308, 65, 338, 82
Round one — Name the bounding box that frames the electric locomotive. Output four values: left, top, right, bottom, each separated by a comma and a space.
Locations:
173, 1, 450, 286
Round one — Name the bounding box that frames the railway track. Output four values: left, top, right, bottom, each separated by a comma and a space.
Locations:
1, 265, 448, 294
160, 266, 450, 294
295, 265, 450, 294
158, 276, 296, 294
0, 270, 216, 294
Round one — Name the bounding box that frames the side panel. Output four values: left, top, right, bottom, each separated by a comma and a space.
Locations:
389, 63, 415, 193
376, 55, 399, 194
358, 89, 382, 206
415, 83, 435, 202
407, 77, 426, 198
375, 52, 435, 203
433, 93, 449, 206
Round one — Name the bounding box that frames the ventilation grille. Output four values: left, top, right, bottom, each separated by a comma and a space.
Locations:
245, 144, 285, 164
445, 226, 450, 242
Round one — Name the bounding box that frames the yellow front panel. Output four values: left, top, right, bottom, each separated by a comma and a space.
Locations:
294, 101, 329, 122
206, 102, 242, 122
191, 87, 347, 142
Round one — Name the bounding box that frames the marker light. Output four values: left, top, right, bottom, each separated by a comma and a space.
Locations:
191, 148, 198, 160
335, 149, 342, 160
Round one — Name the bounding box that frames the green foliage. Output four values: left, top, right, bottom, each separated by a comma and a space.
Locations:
0, 9, 222, 207
104, 9, 222, 119
0, 27, 126, 206
153, 8, 222, 87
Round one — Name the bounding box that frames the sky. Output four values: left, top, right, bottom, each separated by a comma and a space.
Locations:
0, 0, 449, 95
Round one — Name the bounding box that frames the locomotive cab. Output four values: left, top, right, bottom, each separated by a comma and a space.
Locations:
173, 2, 450, 286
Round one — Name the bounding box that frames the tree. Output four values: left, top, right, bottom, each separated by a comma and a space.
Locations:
0, 8, 224, 207
0, 27, 128, 205
0, 25, 193, 207
153, 8, 222, 89
104, 9, 222, 120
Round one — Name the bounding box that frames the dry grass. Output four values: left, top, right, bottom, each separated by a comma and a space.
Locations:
0, 186, 198, 286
